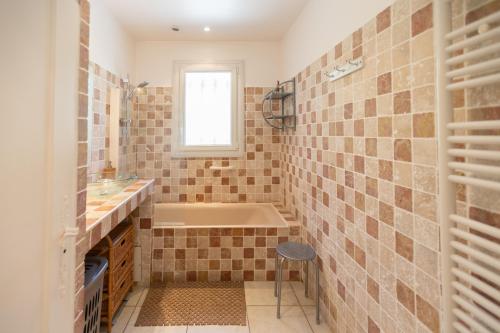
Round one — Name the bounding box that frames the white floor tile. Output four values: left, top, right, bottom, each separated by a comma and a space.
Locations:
136, 287, 149, 307
187, 325, 249, 333
244, 281, 298, 306
302, 306, 332, 333
247, 306, 313, 333
124, 327, 187, 333
125, 285, 147, 307
113, 306, 135, 333
289, 281, 315, 306
100, 305, 135, 333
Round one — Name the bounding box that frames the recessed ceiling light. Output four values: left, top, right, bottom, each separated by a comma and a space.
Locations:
204, 26, 211, 32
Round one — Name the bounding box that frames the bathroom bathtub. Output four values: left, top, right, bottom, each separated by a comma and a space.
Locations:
154, 203, 288, 228
150, 203, 300, 282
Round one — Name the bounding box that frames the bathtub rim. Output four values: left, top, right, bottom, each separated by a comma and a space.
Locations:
152, 202, 293, 228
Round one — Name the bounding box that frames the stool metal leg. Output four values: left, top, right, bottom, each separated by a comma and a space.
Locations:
276, 257, 285, 319
274, 254, 279, 297
305, 260, 309, 297
315, 260, 320, 324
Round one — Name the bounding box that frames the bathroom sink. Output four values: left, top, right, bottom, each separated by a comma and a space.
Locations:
86, 179, 136, 203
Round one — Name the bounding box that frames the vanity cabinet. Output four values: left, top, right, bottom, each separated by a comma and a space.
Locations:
88, 221, 134, 333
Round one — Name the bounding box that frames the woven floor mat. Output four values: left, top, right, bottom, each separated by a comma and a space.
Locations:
134, 281, 247, 326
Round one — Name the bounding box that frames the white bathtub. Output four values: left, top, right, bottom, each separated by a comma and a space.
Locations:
154, 203, 288, 228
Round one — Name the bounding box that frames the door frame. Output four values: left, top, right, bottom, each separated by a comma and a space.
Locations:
44, 0, 80, 332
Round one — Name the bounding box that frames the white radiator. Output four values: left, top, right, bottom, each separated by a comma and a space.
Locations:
434, 1, 500, 332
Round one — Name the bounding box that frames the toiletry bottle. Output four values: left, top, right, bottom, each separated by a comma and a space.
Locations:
102, 161, 116, 179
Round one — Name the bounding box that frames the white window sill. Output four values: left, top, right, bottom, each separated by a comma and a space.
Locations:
171, 149, 244, 158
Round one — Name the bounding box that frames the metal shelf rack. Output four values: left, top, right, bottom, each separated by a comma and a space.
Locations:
262, 79, 296, 130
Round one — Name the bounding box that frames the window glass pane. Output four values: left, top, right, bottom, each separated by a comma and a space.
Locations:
184, 71, 232, 146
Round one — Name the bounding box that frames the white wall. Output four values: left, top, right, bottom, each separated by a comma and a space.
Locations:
0, 1, 50, 331
90, 0, 135, 78
95, 1, 396, 85
0, 0, 79, 332
281, 0, 394, 79
135, 41, 282, 87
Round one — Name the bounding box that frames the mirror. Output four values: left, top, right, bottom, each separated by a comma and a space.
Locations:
86, 63, 142, 183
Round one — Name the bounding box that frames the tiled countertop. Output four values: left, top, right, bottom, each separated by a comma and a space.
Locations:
85, 179, 154, 244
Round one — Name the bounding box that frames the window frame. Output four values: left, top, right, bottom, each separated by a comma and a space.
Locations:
172, 60, 245, 158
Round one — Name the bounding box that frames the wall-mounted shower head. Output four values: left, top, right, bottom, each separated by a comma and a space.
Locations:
126, 81, 149, 100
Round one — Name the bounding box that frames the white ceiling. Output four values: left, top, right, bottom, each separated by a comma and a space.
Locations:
100, 0, 310, 41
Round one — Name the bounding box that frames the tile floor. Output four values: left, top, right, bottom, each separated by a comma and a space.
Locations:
101, 281, 332, 333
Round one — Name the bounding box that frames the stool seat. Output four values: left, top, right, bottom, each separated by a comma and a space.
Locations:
274, 241, 320, 324
276, 241, 316, 261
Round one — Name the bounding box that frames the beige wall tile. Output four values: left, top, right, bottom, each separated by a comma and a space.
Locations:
411, 30, 433, 62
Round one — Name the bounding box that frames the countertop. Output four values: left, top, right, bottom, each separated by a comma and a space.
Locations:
85, 179, 154, 246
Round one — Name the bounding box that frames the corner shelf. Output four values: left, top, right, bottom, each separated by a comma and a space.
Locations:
266, 91, 294, 100
262, 79, 296, 130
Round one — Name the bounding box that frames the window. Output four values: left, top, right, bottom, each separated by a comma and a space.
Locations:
172, 61, 244, 157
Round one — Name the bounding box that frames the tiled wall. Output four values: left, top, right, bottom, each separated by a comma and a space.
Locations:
281, 0, 442, 332
133, 87, 282, 204
150, 220, 301, 283
75, 0, 90, 331
131, 192, 154, 285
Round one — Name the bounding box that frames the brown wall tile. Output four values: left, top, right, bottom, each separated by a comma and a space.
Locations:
396, 231, 414, 262
377, 73, 392, 95
396, 279, 415, 314
412, 3, 433, 37
394, 139, 412, 162
416, 295, 440, 333
377, 7, 391, 33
